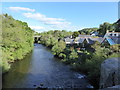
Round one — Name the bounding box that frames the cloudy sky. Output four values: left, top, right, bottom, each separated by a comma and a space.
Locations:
2, 2, 118, 32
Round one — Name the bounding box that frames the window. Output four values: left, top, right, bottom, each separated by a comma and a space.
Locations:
114, 34, 116, 36
110, 34, 112, 36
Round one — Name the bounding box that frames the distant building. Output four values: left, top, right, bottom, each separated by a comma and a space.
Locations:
74, 37, 85, 44
116, 19, 120, 25
64, 31, 120, 45
64, 37, 74, 44
64, 35, 73, 39
90, 31, 98, 36
75, 35, 104, 45
104, 31, 120, 45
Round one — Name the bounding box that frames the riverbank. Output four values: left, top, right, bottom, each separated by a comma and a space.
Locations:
1, 14, 34, 73
3, 44, 91, 88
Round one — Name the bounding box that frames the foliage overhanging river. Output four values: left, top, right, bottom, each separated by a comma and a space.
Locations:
3, 44, 93, 88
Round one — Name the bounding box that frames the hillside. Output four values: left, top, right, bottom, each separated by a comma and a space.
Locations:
0, 14, 34, 73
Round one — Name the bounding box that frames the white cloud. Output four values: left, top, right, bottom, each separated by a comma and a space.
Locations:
30, 26, 45, 30
25, 12, 82, 32
9, 7, 35, 12
14, 10, 82, 32
23, 12, 71, 25
50, 24, 82, 31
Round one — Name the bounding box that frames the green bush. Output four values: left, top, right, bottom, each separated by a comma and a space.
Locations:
52, 40, 66, 56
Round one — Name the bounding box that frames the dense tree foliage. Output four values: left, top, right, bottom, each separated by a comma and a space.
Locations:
79, 28, 98, 35
71, 42, 120, 88
78, 21, 119, 35
72, 31, 79, 38
52, 40, 66, 56
0, 14, 34, 73
98, 22, 113, 35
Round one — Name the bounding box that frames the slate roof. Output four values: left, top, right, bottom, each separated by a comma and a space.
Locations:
86, 38, 95, 44
104, 32, 120, 38
116, 19, 120, 24
90, 31, 98, 36
65, 37, 74, 44
106, 38, 116, 45
77, 38, 85, 43
78, 35, 91, 37
64, 35, 72, 38
97, 35, 104, 37
111, 37, 120, 44
90, 37, 105, 43
75, 35, 105, 44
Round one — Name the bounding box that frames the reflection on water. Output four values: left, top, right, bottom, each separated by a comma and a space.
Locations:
3, 44, 91, 88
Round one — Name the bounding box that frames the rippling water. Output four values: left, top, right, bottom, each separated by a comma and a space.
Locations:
3, 44, 92, 88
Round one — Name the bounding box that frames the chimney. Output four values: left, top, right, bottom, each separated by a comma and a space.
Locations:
107, 30, 109, 33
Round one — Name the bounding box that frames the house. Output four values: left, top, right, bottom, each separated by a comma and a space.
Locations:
104, 31, 120, 37
90, 37, 104, 43
64, 31, 120, 45
116, 19, 120, 25
104, 31, 120, 45
90, 31, 98, 36
64, 37, 74, 44
75, 35, 104, 45
74, 37, 85, 44
64, 35, 73, 39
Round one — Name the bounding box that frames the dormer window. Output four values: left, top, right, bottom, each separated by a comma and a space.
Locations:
110, 34, 112, 36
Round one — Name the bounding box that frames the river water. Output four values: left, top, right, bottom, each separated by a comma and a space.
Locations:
3, 44, 92, 88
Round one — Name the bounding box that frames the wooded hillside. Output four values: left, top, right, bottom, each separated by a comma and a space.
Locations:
0, 14, 34, 73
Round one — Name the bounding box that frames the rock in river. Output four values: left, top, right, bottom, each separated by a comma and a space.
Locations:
99, 57, 120, 89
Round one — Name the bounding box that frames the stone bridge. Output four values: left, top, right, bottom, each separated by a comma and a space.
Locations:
34, 36, 41, 43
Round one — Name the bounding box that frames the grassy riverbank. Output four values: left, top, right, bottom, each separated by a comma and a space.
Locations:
1, 14, 34, 73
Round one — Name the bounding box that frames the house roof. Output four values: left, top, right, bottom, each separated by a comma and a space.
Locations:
77, 38, 85, 43
86, 38, 95, 44
104, 32, 120, 45
65, 37, 74, 43
104, 32, 120, 38
116, 19, 120, 23
90, 37, 105, 43
78, 35, 91, 37
64, 35, 72, 39
97, 35, 104, 37
107, 32, 120, 33
90, 31, 98, 34
103, 37, 120, 45
106, 38, 116, 45
75, 36, 105, 44
111, 37, 120, 44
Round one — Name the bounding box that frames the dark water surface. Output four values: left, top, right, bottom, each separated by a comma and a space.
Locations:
3, 44, 92, 88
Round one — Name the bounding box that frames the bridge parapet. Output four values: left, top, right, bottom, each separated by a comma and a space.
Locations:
34, 36, 41, 38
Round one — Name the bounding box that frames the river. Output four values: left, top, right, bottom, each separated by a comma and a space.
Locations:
3, 44, 92, 88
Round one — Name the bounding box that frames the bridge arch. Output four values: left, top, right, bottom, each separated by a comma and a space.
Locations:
34, 36, 41, 43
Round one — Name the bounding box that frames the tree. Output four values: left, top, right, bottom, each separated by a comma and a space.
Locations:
69, 50, 78, 60
98, 22, 112, 35
72, 31, 79, 38
79, 28, 98, 35
52, 40, 66, 56
1, 14, 34, 73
